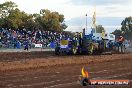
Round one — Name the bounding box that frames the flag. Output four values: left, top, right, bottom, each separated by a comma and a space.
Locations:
92, 11, 96, 25
92, 7, 96, 29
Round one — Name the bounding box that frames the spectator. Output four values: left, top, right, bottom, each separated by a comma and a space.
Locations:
0, 28, 72, 49
24, 40, 29, 51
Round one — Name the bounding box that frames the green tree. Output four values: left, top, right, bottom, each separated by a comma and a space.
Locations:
113, 16, 132, 40
121, 17, 132, 32
112, 29, 122, 39
60, 23, 67, 30
36, 9, 67, 31
7, 8, 23, 29
0, 1, 18, 28
0, 1, 67, 32
96, 25, 105, 33
2, 8, 36, 30
121, 16, 132, 39
0, 1, 17, 18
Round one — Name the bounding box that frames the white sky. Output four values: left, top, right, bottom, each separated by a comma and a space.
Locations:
1, 0, 132, 33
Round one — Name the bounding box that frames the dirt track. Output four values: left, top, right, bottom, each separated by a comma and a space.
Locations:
0, 51, 132, 88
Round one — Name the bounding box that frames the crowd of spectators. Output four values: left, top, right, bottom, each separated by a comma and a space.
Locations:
1, 28, 132, 50
0, 28, 71, 49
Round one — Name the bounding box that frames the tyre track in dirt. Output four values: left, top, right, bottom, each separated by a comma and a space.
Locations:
0, 67, 131, 84
0, 56, 132, 88
0, 57, 131, 80
4, 69, 131, 88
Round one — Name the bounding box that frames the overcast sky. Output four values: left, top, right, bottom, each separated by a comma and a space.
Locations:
1, 0, 132, 33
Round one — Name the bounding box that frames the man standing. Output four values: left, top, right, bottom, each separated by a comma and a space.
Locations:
24, 40, 29, 51
117, 36, 125, 45
117, 36, 125, 53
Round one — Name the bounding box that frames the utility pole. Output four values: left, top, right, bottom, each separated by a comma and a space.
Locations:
84, 13, 87, 35
86, 14, 87, 31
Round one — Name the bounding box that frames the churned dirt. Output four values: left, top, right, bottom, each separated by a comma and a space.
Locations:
0, 51, 132, 88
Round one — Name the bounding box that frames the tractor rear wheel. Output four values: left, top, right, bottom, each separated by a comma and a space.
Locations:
89, 43, 94, 55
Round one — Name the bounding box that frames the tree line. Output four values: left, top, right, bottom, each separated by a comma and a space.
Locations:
113, 16, 132, 40
0, 1, 67, 32
95, 17, 132, 40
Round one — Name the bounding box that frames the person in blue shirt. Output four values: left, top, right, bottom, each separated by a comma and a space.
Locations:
24, 40, 29, 51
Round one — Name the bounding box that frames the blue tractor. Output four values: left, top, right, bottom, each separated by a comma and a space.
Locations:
75, 31, 118, 55
55, 32, 100, 55
55, 30, 126, 55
